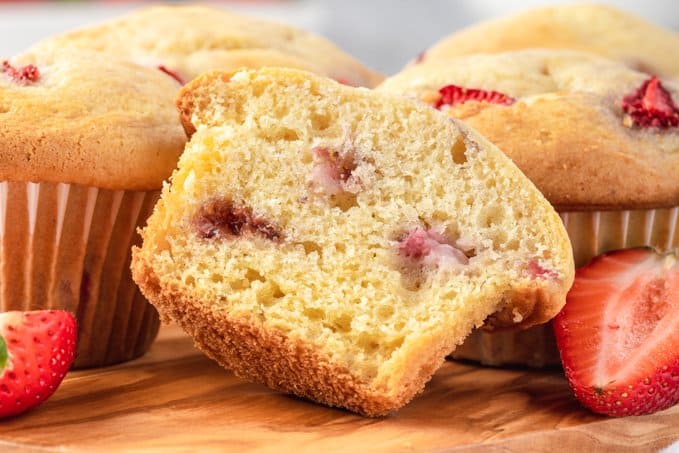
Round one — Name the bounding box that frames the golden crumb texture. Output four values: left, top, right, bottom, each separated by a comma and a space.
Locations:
132, 68, 573, 416
31, 4, 383, 88
0, 48, 186, 190
379, 50, 679, 210
418, 3, 679, 78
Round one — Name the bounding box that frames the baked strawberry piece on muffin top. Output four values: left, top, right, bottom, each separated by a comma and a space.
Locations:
30, 4, 383, 88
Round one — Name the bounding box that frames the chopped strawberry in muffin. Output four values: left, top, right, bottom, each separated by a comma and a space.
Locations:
1, 61, 40, 85
622, 76, 679, 128
398, 227, 469, 268
435, 84, 515, 109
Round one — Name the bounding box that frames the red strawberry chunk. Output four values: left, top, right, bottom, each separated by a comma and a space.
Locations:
622, 76, 679, 128
554, 248, 679, 417
157, 65, 184, 85
1, 61, 40, 85
527, 259, 558, 279
398, 227, 469, 268
435, 84, 515, 110
308, 147, 358, 196
194, 198, 281, 241
0, 310, 76, 418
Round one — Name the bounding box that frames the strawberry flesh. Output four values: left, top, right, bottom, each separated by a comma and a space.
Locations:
398, 227, 469, 268
622, 76, 679, 128
554, 248, 679, 417
435, 84, 515, 110
0, 310, 77, 418
308, 147, 358, 196
1, 61, 40, 85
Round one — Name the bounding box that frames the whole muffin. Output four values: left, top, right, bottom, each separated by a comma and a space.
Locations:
0, 48, 186, 368
30, 4, 383, 88
417, 4, 679, 78
378, 50, 679, 367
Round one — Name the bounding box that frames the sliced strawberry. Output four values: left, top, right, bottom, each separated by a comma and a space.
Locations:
435, 84, 515, 110
622, 76, 679, 128
0, 310, 77, 418
157, 65, 184, 85
554, 248, 679, 417
1, 61, 40, 85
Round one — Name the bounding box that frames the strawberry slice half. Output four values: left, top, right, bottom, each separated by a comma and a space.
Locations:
435, 84, 515, 110
0, 310, 77, 418
554, 248, 679, 417
622, 76, 679, 128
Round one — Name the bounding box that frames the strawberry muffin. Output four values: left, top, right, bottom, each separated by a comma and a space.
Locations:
131, 68, 572, 415
0, 48, 185, 368
416, 4, 679, 78
379, 50, 679, 367
30, 4, 383, 88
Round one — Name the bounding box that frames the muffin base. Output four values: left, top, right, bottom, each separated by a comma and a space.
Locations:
0, 181, 161, 368
451, 206, 679, 368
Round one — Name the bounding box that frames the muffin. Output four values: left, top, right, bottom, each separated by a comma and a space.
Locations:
378, 50, 679, 366
416, 4, 679, 78
30, 4, 383, 88
0, 49, 186, 368
131, 68, 573, 415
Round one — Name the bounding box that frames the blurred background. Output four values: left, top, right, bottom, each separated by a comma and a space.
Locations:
0, 0, 678, 75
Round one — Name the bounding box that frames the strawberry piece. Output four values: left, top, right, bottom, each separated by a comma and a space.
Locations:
622, 76, 679, 128
435, 84, 515, 110
554, 248, 679, 417
335, 78, 354, 87
0, 310, 77, 418
308, 147, 358, 196
398, 227, 469, 268
1, 61, 40, 85
157, 65, 184, 85
527, 259, 558, 280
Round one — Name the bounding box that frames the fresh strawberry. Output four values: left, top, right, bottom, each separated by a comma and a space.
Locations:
0, 310, 77, 418
622, 76, 679, 128
1, 61, 40, 85
156, 65, 184, 85
435, 84, 515, 110
554, 248, 679, 417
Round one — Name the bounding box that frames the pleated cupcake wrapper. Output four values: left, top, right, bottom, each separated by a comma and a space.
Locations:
452, 206, 679, 368
0, 181, 161, 369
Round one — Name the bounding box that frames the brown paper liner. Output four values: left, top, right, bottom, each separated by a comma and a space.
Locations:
452, 206, 679, 368
0, 181, 161, 369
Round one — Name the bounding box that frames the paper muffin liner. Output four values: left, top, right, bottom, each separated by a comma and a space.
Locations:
452, 206, 679, 368
0, 181, 161, 369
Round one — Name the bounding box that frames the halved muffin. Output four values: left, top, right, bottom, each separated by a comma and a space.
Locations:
132, 68, 573, 414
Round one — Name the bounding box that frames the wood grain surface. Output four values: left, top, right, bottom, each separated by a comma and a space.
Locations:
0, 325, 677, 452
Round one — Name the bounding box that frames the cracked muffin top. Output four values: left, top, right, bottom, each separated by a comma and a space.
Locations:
30, 4, 383, 88
0, 48, 186, 190
417, 4, 679, 78
379, 50, 679, 210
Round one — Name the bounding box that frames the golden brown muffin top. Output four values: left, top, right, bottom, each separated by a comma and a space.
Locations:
0, 49, 186, 190
418, 4, 679, 78
31, 4, 384, 88
379, 50, 679, 210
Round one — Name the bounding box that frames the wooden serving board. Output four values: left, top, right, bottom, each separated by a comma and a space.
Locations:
0, 326, 677, 452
